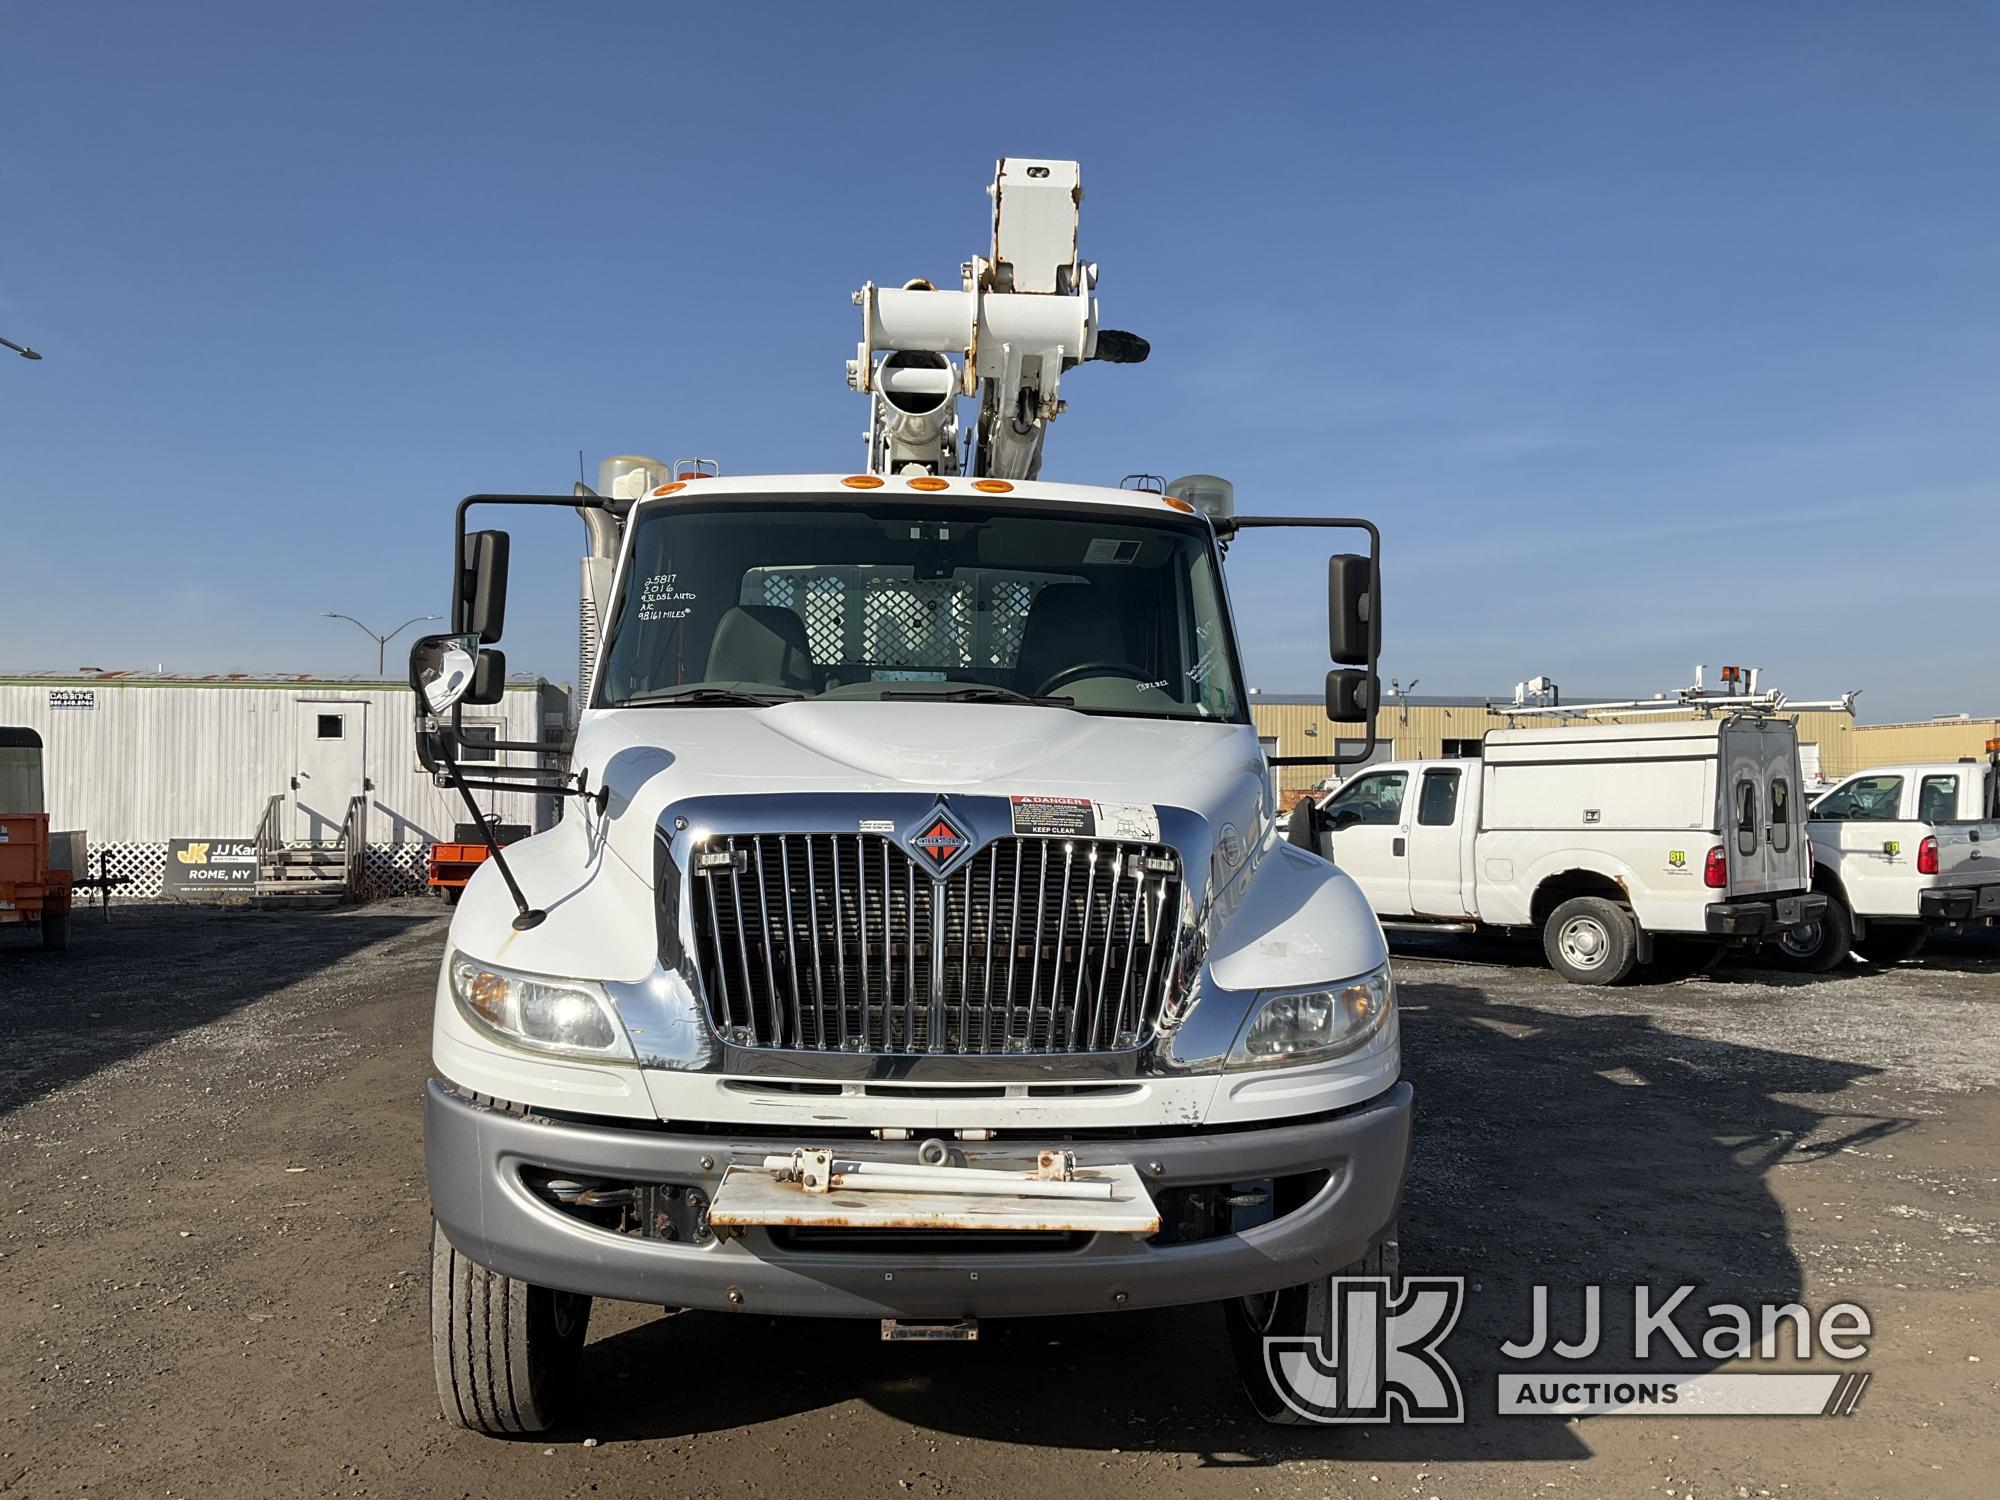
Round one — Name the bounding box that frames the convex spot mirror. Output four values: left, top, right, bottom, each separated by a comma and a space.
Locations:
411, 632, 481, 716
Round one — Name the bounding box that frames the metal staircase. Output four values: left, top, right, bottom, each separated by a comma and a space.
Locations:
252, 793, 364, 907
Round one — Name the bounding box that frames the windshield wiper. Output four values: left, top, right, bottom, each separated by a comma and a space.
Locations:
878, 686, 1075, 708
614, 687, 803, 708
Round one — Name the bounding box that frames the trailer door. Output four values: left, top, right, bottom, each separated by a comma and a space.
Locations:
1721, 724, 1776, 895
292, 701, 369, 841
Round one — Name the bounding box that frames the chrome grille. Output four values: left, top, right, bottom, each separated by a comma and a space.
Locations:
690, 834, 1190, 1054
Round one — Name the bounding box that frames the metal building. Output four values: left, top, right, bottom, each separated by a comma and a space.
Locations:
0, 672, 568, 898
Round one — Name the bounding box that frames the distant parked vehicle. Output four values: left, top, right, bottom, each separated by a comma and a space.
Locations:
1776, 746, 2000, 970
0, 728, 77, 952
1306, 714, 1824, 984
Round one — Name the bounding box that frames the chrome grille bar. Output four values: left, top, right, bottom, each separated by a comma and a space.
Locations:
689, 833, 1187, 1055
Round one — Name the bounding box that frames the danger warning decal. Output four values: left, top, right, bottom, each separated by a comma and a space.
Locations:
1010, 797, 1162, 844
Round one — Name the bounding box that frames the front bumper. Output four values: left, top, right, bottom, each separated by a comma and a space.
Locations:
1919, 883, 2000, 923
1705, 891, 1827, 937
425, 1076, 1412, 1319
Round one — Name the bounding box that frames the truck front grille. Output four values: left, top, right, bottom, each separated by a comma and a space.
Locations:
688, 834, 1190, 1054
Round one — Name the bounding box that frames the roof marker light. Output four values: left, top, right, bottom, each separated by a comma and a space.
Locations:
1162, 495, 1196, 513
972, 479, 1013, 493
650, 482, 686, 497
841, 475, 885, 489
907, 476, 950, 491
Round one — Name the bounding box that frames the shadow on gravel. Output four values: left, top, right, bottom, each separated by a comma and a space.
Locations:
554, 973, 1901, 1466
0, 903, 435, 1117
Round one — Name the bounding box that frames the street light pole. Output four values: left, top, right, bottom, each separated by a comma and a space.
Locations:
322, 612, 443, 675
2, 334, 43, 361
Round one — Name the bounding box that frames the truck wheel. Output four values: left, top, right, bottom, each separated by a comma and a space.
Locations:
40, 911, 71, 953
1854, 923, 1926, 966
1771, 895, 1852, 974
1542, 897, 1638, 985
431, 1221, 590, 1435
1224, 1225, 1400, 1425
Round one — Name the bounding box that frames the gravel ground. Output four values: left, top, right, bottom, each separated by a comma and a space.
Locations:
2, 902, 1995, 1498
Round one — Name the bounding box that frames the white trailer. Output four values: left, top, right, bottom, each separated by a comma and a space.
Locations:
0, 674, 566, 897
1313, 715, 1824, 983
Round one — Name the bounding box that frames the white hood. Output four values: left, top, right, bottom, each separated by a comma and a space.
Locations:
573, 701, 1270, 879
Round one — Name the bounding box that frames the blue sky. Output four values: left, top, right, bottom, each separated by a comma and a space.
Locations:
3, 2, 1995, 720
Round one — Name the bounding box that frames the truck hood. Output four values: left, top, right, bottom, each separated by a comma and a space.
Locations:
572, 701, 1270, 878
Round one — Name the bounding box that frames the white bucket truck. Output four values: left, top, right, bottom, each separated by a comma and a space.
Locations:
1776, 745, 2000, 969
1303, 682, 1828, 983
408, 161, 1407, 1433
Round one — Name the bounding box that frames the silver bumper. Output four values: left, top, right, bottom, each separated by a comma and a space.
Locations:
424, 1077, 1412, 1319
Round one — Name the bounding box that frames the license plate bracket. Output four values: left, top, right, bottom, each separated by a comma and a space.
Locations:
708, 1157, 1160, 1235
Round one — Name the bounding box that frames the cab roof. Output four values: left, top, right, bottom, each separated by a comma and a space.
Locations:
628, 472, 1208, 521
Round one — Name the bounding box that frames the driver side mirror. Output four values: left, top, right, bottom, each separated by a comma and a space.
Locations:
458, 530, 511, 644
410, 632, 481, 716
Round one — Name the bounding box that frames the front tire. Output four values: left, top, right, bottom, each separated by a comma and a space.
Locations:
1542, 896, 1638, 985
431, 1221, 591, 1435
1771, 894, 1853, 973
1225, 1226, 1400, 1424
1854, 922, 1926, 966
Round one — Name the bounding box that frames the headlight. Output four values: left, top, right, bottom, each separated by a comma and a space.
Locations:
1226, 962, 1394, 1070
448, 952, 634, 1060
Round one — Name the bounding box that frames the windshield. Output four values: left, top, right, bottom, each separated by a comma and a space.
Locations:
595, 498, 1247, 722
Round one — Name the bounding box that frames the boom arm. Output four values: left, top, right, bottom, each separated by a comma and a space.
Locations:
847, 158, 1147, 480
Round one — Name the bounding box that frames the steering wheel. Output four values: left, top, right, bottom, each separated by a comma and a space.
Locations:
1032, 660, 1153, 697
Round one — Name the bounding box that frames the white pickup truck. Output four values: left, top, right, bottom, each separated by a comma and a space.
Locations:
1308, 716, 1826, 984
1774, 753, 2000, 969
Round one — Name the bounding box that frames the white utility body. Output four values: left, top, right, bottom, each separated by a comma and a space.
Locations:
1777, 753, 2000, 970
1314, 715, 1824, 984
412, 160, 1407, 1435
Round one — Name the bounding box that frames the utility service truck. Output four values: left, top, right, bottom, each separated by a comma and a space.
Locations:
1776, 746, 2000, 970
1309, 694, 1827, 984
410, 161, 1406, 1433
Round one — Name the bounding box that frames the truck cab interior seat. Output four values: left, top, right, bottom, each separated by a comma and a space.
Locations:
702, 605, 822, 693
1013, 583, 1127, 695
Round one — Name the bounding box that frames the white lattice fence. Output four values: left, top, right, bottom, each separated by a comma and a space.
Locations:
360, 844, 429, 898
83, 842, 432, 903
86, 842, 169, 900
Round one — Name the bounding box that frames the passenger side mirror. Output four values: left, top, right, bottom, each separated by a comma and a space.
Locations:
1325, 552, 1379, 749
459, 530, 511, 644
1328, 554, 1374, 665
1325, 667, 1376, 724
